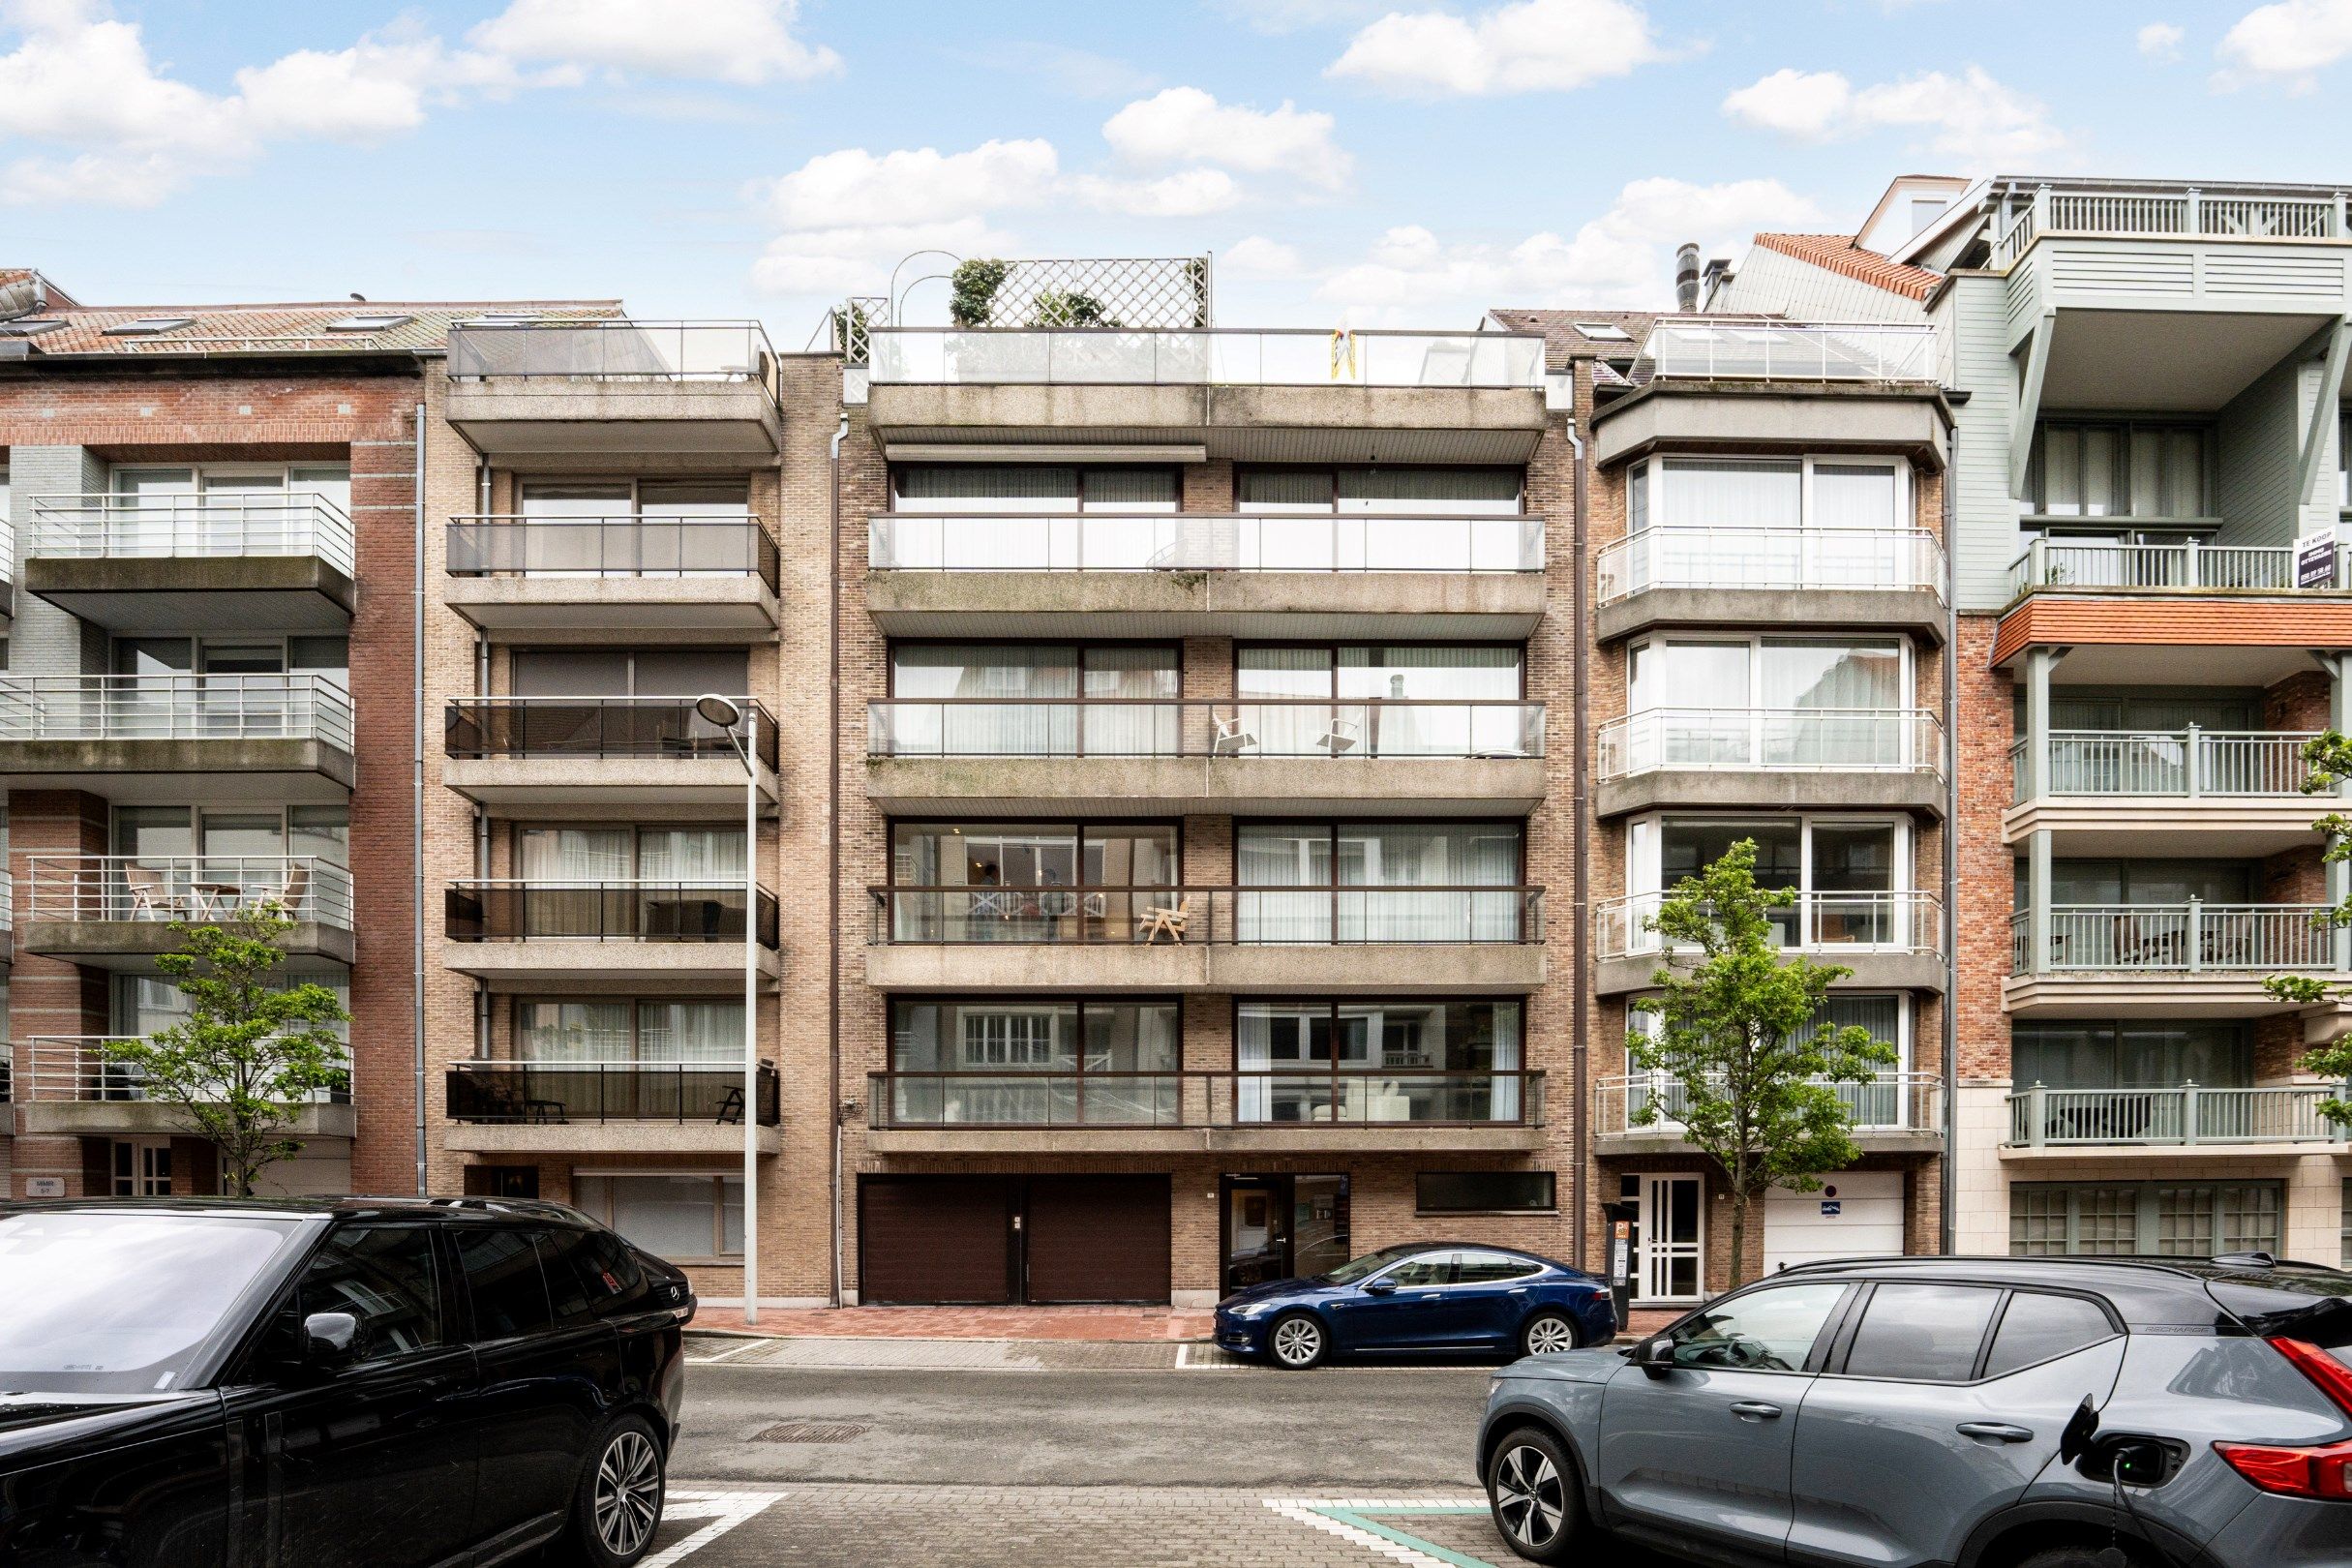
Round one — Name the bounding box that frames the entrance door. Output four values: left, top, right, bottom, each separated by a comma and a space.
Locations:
1220, 1175, 1351, 1295
1638, 1174, 1704, 1305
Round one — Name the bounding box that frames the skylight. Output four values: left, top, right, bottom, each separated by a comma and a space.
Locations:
0, 318, 64, 337
102, 317, 196, 336
328, 313, 413, 332
458, 313, 540, 327
1574, 322, 1634, 342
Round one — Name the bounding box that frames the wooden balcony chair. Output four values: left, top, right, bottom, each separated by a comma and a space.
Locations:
271, 860, 313, 920
1138, 895, 1192, 944
120, 863, 176, 920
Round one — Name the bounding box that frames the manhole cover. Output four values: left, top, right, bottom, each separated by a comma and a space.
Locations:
754, 1421, 870, 1443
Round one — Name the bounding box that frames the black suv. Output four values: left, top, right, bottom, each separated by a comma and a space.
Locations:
0, 1196, 695, 1568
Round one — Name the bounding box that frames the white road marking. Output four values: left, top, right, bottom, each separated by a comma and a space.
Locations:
642, 1488, 778, 1565
684, 1338, 769, 1366
1263, 1497, 1492, 1567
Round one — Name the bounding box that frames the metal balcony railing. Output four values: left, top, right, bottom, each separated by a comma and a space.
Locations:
866, 327, 1546, 388
445, 1060, 778, 1126
1595, 890, 1942, 961
445, 881, 780, 948
869, 885, 1544, 946
444, 698, 778, 768
1633, 322, 1939, 382
1597, 708, 1944, 778
0, 674, 355, 751
23, 856, 353, 928
446, 320, 775, 382
1597, 1071, 1942, 1135
27, 493, 356, 576
2006, 537, 2346, 596
868, 512, 1545, 573
1594, 527, 1944, 603
2005, 1082, 2345, 1147
446, 516, 779, 588
866, 1069, 1545, 1130
868, 698, 1545, 760
2010, 902, 2341, 973
21, 1037, 349, 1104
2009, 729, 2321, 802
1992, 182, 2352, 268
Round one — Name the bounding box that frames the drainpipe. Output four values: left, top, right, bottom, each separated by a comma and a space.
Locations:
829, 407, 850, 1309
1567, 416, 1591, 1268
413, 402, 429, 1195
1941, 422, 1959, 1254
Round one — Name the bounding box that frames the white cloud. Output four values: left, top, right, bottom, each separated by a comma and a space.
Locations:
2136, 20, 2186, 57
1327, 0, 1671, 97
756, 139, 1063, 230
1221, 235, 1309, 278
233, 23, 533, 144
1101, 87, 1350, 191
1318, 175, 1825, 322
470, 0, 839, 85
1721, 65, 2066, 166
2217, 0, 2352, 89
1070, 167, 1241, 217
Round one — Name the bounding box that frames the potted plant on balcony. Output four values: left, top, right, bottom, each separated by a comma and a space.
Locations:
1628, 839, 1899, 1287
98, 903, 351, 1197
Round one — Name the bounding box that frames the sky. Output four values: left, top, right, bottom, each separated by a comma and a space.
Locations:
2, 0, 2347, 339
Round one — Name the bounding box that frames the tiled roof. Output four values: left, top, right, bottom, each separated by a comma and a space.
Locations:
1991, 597, 2352, 668
3, 298, 622, 358
1487, 308, 1670, 369
1749, 233, 1943, 302
1, 270, 84, 308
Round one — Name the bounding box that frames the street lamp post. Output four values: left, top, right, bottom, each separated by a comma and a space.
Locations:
696, 693, 760, 1326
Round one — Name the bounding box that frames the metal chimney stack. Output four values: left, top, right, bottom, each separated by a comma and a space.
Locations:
1673, 243, 1702, 312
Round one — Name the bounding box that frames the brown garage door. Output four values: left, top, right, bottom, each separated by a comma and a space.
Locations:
1025, 1175, 1170, 1305
859, 1177, 1013, 1305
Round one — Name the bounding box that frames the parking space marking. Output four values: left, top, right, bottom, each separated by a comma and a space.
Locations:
642, 1489, 778, 1566
685, 1340, 769, 1367
1265, 1497, 1497, 1568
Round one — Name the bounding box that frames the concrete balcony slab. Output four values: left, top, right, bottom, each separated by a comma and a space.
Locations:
443, 1123, 781, 1156
1597, 768, 1944, 819
863, 1124, 1547, 1156
863, 941, 1543, 995
863, 569, 1547, 641
2003, 799, 2324, 857
444, 575, 778, 637
20, 919, 352, 970
0, 738, 353, 801
443, 755, 780, 813
1596, 952, 1944, 996
865, 755, 1546, 817
440, 941, 780, 991
18, 1101, 354, 1139
1598, 587, 1946, 646
24, 556, 354, 634
445, 380, 782, 460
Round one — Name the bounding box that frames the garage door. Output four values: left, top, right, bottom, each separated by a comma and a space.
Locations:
860, 1177, 1013, 1305
1026, 1175, 1170, 1305
1764, 1172, 1905, 1275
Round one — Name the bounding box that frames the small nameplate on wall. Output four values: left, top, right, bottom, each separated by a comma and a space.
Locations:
22, 1177, 65, 1198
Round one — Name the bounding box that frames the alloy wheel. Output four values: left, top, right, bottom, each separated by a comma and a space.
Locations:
593, 1429, 662, 1558
1523, 1314, 1577, 1355
1271, 1316, 1322, 1367
1493, 1443, 1566, 1550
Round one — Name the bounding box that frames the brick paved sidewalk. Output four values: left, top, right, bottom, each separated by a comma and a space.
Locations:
691, 1304, 1213, 1341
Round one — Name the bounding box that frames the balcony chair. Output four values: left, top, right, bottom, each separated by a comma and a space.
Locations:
715, 1084, 744, 1125
1317, 717, 1360, 757
119, 863, 178, 921
1138, 895, 1192, 944
1211, 711, 1258, 756
269, 861, 312, 920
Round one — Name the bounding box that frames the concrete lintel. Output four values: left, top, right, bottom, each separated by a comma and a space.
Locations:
1589, 382, 1951, 470
443, 575, 780, 636
18, 1101, 355, 1139
1597, 768, 1945, 819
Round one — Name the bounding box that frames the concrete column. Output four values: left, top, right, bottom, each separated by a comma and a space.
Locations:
2025, 646, 2055, 802
2332, 657, 2351, 972
2029, 828, 2053, 974
5, 446, 108, 679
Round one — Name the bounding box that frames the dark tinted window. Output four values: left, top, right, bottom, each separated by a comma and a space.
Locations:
535, 1229, 599, 1327
297, 1224, 442, 1363
1416, 1171, 1555, 1214
580, 1230, 650, 1315
1844, 1284, 2002, 1382
456, 1226, 554, 1340
1983, 1291, 2117, 1376
1454, 1250, 1542, 1283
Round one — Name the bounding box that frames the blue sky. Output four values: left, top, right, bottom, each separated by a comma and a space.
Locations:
3, 0, 2344, 336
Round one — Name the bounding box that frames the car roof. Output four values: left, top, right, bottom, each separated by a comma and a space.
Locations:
0, 1195, 594, 1227
1764, 1252, 2351, 1329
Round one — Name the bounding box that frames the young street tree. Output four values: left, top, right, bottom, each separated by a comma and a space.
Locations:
2264, 732, 2352, 1131
99, 903, 351, 1198
1628, 838, 1899, 1287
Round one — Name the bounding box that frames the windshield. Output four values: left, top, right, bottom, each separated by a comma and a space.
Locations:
0, 1211, 308, 1395
1321, 1244, 1430, 1285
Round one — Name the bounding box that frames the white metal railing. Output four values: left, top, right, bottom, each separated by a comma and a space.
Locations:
2006, 537, 2345, 596
2010, 729, 2320, 801
20, 1036, 349, 1104
1633, 322, 1938, 382
447, 320, 774, 381
2010, 902, 2339, 973
1594, 890, 1942, 960
866, 328, 1546, 389
2005, 1083, 2344, 1147
1599, 1071, 1942, 1135
0, 869, 13, 932
1595, 527, 1943, 603
1993, 183, 2352, 267
1597, 708, 1944, 778
27, 494, 357, 576
0, 674, 354, 751
868, 512, 1545, 573
22, 856, 353, 928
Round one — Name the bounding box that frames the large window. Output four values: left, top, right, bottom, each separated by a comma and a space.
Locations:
508, 647, 748, 699
572, 1173, 743, 1262
1416, 1170, 1556, 1214
885, 998, 1181, 1125
1627, 815, 1909, 949
516, 824, 744, 883
514, 999, 743, 1064
1235, 644, 1525, 756
1623, 635, 1912, 769
2011, 1181, 2281, 1257
883, 642, 1179, 757
1237, 822, 1523, 943
1619, 457, 1912, 591
2026, 423, 2209, 523
1630, 992, 1911, 1126
1238, 467, 1522, 514
110, 464, 351, 552
2021, 858, 2254, 909
2012, 1022, 2252, 1091
1236, 998, 1524, 1123
892, 464, 1178, 513
886, 822, 1177, 942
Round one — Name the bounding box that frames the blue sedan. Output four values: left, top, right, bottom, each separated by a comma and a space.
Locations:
1214, 1242, 1615, 1369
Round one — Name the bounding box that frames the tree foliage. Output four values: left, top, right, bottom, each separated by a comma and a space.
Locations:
948, 258, 1009, 327
1628, 839, 1899, 1287
99, 903, 351, 1197
2264, 730, 2352, 1128
1027, 289, 1118, 327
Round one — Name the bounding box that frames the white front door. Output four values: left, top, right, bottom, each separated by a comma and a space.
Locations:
1638, 1173, 1704, 1303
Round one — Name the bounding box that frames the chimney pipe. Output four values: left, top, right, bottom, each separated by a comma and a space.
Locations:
1674, 242, 1701, 313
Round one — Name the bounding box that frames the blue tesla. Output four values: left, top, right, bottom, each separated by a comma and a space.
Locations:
1214, 1242, 1616, 1369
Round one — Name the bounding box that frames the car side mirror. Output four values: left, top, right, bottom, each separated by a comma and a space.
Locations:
302, 1311, 365, 1370
1361, 1279, 1398, 1296
1633, 1338, 1677, 1377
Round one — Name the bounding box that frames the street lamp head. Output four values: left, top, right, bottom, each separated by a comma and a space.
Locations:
694, 693, 743, 728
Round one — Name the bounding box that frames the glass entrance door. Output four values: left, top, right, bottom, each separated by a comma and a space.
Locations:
1638, 1174, 1704, 1304
1220, 1174, 1351, 1294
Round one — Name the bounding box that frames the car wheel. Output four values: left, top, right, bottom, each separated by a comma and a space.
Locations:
1517, 1310, 1580, 1358
1267, 1312, 1327, 1370
558, 1414, 666, 1567
1486, 1426, 1586, 1563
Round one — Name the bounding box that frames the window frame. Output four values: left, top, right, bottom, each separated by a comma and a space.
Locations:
1232, 641, 1528, 702
885, 818, 1186, 890
1820, 1280, 2124, 1386
882, 639, 1185, 699
1624, 631, 1914, 716
509, 994, 747, 1066
1622, 453, 1912, 535
885, 995, 1187, 1075
2023, 419, 2216, 526
1233, 463, 1528, 516
888, 462, 1183, 514
2009, 1180, 2285, 1257
1415, 1170, 1557, 1216
1627, 812, 1914, 902
570, 1168, 743, 1264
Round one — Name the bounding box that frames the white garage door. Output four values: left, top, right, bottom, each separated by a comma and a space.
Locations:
1764, 1172, 1904, 1275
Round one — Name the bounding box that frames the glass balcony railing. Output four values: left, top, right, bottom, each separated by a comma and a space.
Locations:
1596, 708, 1943, 778
867, 327, 1545, 388
447, 517, 779, 588
2006, 537, 2348, 596
1594, 527, 1943, 604
444, 698, 778, 768
1598, 1071, 1941, 1135
445, 1060, 778, 1126
23, 856, 352, 928
866, 1069, 1545, 1129
0, 674, 354, 751
2009, 902, 2340, 973
869, 512, 1544, 573
868, 698, 1545, 760
447, 320, 774, 382
2005, 1083, 2344, 1147
1633, 322, 1938, 382
29, 494, 356, 576
2009, 729, 2320, 802
868, 885, 1544, 946
1595, 890, 1941, 960
446, 881, 780, 947
22, 1036, 349, 1105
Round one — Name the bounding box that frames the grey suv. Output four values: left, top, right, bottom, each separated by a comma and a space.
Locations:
1478, 1254, 2352, 1568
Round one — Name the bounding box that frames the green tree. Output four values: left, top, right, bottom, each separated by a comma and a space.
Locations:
1027, 289, 1118, 327
99, 903, 352, 1197
1628, 839, 1899, 1287
2263, 731, 2352, 1130
948, 258, 1008, 326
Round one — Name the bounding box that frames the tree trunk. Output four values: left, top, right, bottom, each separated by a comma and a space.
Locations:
1728, 1190, 1748, 1290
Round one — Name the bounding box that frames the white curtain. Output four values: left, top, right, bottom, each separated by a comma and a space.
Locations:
1237, 647, 1332, 755
634, 828, 746, 884
1761, 640, 1902, 766
1810, 465, 1902, 588
1080, 646, 1179, 756
637, 1000, 743, 1064
517, 1000, 631, 1063
891, 644, 1080, 756
1339, 824, 1522, 943
519, 827, 631, 881
1238, 826, 1330, 943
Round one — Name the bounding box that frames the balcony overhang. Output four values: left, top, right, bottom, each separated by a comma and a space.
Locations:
22, 557, 354, 634
1998, 1139, 2338, 1162
444, 1122, 781, 1156
19, 920, 352, 970
0, 739, 353, 802
2004, 799, 2324, 856
1597, 952, 1943, 997
864, 942, 1544, 995
865, 756, 1546, 817
444, 381, 783, 461
1589, 381, 1950, 469
18, 1101, 354, 1139
1597, 768, 1944, 819
863, 569, 1548, 641
444, 576, 779, 638
439, 941, 780, 990
865, 383, 1549, 466
1597, 1127, 1942, 1157
1990, 603, 2351, 683
1598, 587, 1946, 647
864, 1124, 1545, 1156
442, 756, 780, 813
2002, 973, 2307, 1017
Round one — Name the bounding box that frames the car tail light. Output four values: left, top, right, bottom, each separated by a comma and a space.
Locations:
2270, 1337, 2352, 1419
2216, 1439, 2352, 1499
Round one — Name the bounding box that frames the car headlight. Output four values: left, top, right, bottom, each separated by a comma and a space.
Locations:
1235, 1301, 1278, 1319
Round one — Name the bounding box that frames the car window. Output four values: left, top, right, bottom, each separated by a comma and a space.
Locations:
295, 1224, 443, 1364
1982, 1291, 2118, 1377
1843, 1283, 2003, 1382
456, 1226, 555, 1340
1382, 1254, 1455, 1288
534, 1229, 600, 1328
1455, 1251, 1542, 1283
1669, 1282, 1848, 1372
1322, 1244, 1426, 1284
578, 1230, 650, 1317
